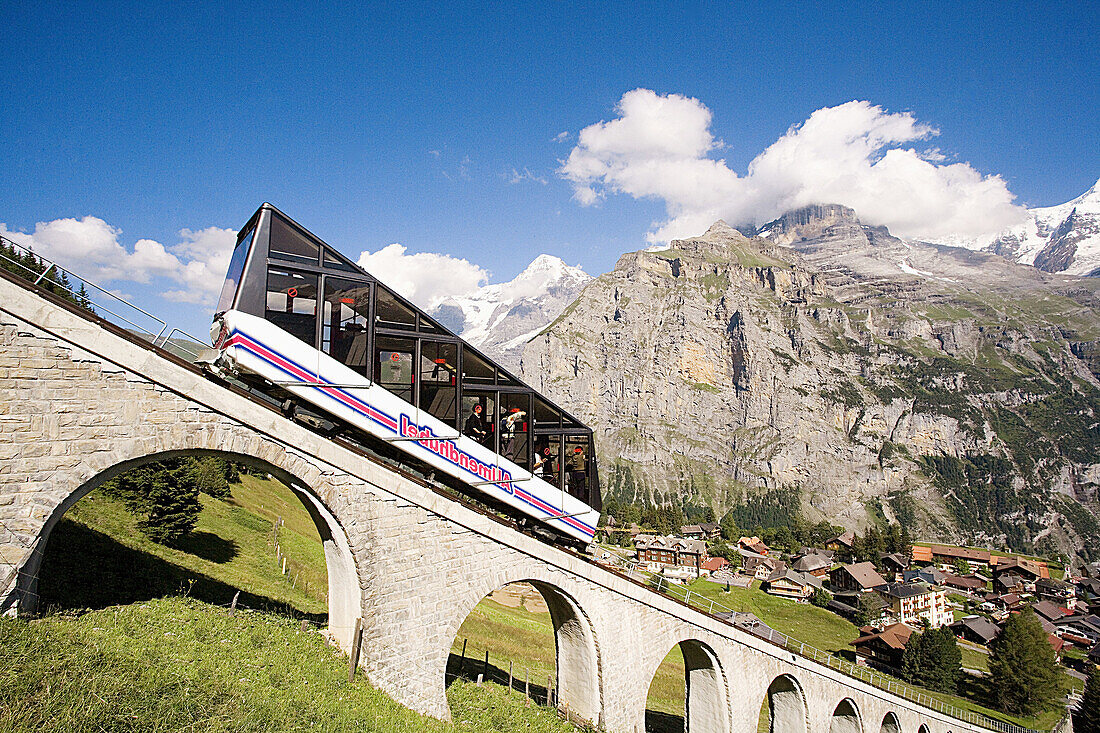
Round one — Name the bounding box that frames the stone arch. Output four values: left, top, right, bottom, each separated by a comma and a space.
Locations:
7, 441, 362, 649
445, 573, 601, 723
642, 637, 729, 733
829, 698, 862, 733
763, 674, 808, 733
879, 712, 901, 733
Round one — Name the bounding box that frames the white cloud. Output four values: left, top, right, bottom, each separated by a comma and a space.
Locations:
553, 131, 570, 143
561, 90, 1027, 243
0, 217, 237, 306
356, 243, 489, 310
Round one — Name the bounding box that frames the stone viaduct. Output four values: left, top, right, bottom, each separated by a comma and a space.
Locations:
0, 268, 1002, 733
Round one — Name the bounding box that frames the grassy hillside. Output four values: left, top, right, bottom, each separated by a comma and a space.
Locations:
38, 473, 327, 616
450, 584, 686, 732
0, 597, 580, 733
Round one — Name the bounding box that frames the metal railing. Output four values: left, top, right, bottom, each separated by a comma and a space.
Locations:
0, 234, 210, 360
607, 555, 1069, 733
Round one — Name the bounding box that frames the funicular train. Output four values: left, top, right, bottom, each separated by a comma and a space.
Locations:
209, 204, 601, 547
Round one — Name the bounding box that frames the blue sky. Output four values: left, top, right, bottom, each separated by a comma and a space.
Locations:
1, 2, 1096, 338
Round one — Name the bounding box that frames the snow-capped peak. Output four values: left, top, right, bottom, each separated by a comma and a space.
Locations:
430, 254, 592, 369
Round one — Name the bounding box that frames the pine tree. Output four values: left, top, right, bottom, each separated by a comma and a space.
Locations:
902, 627, 962, 693
104, 459, 202, 546
1075, 665, 1100, 733
988, 609, 1062, 715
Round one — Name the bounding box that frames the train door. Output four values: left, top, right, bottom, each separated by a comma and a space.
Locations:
375, 335, 415, 404
321, 277, 372, 379
499, 392, 531, 470
419, 340, 458, 427
460, 392, 496, 452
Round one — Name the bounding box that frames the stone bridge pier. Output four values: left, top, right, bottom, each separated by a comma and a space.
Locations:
0, 271, 996, 733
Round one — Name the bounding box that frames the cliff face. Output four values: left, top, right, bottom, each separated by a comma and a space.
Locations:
522, 211, 1100, 564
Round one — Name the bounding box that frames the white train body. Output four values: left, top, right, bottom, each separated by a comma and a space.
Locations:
214, 310, 599, 544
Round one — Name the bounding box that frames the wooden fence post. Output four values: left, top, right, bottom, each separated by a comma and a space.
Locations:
229, 591, 240, 616
547, 675, 553, 706
481, 649, 489, 681
525, 669, 529, 700
348, 618, 364, 683
458, 638, 467, 676
508, 661, 513, 693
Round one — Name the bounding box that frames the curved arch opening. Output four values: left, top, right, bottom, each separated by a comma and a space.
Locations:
830, 698, 862, 733
879, 712, 901, 733
757, 674, 808, 733
644, 639, 728, 733
22, 449, 359, 649
917, 725, 930, 733
447, 580, 600, 724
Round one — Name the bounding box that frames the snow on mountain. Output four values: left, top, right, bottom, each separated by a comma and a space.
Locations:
925, 178, 1100, 277
431, 254, 592, 370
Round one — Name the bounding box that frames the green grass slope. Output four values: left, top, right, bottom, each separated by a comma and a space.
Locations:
38, 474, 327, 617
0, 597, 580, 733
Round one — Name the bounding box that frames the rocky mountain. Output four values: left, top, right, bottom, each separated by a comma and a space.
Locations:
431, 254, 591, 371
932, 178, 1100, 277
522, 208, 1100, 565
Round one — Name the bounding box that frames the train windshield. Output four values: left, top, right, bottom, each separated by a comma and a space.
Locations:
216, 227, 255, 314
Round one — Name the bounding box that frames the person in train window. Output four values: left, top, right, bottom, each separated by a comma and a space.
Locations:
499, 407, 526, 460
463, 403, 488, 443
567, 446, 586, 497
533, 445, 556, 481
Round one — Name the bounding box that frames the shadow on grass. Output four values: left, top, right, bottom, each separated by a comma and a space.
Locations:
446, 653, 551, 703
171, 531, 239, 563
644, 709, 684, 733
37, 518, 325, 624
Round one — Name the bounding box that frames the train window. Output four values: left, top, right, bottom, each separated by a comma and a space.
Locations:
500, 393, 531, 468
533, 397, 561, 428
461, 348, 495, 384
375, 287, 416, 331
323, 249, 361, 272
419, 341, 457, 424
418, 315, 445, 334
269, 215, 320, 265
217, 227, 254, 314
375, 335, 415, 403
322, 277, 371, 376
564, 435, 592, 501
497, 369, 521, 387
533, 435, 563, 490
461, 393, 495, 451
265, 268, 318, 348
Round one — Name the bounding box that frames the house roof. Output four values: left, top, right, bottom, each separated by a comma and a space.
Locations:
929, 545, 991, 563
635, 534, 707, 554
833, 562, 887, 589
877, 582, 939, 599
829, 530, 855, 548
880, 552, 910, 568
767, 567, 823, 590
850, 623, 914, 651
992, 556, 1049, 579
1031, 600, 1070, 623
944, 574, 985, 591
792, 554, 831, 573
950, 616, 1000, 644
905, 566, 947, 584
911, 545, 933, 563
701, 557, 728, 573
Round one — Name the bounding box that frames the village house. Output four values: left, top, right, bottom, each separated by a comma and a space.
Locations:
701, 556, 729, 576
738, 536, 770, 556
680, 522, 720, 541
790, 551, 831, 577
879, 553, 910, 580
991, 557, 1049, 589
1031, 600, 1071, 625
830, 562, 887, 593
826, 531, 855, 558
743, 555, 784, 581
943, 574, 986, 594
926, 544, 992, 572
980, 592, 1022, 621
950, 615, 1000, 646
1054, 614, 1100, 648
876, 582, 951, 628
635, 535, 708, 577
1035, 577, 1076, 611
850, 623, 914, 672
764, 566, 823, 602
904, 566, 947, 585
